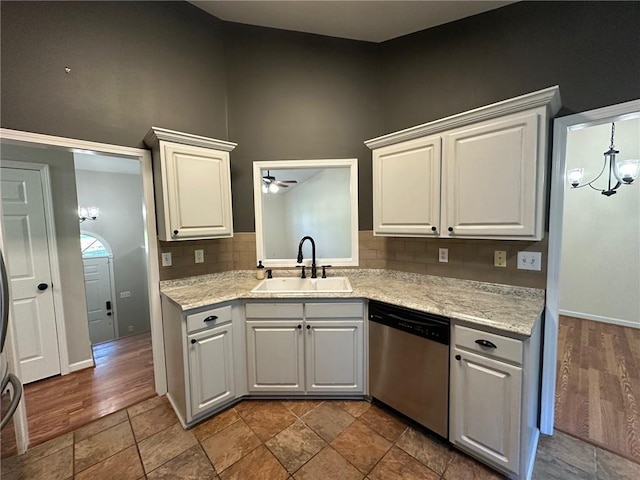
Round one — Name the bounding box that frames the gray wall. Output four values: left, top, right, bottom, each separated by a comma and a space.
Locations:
75, 169, 151, 338
223, 23, 384, 231
0, 142, 92, 365
2, 1, 639, 234
0, 1, 228, 147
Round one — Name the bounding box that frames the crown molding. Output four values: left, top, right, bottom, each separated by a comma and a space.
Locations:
365, 86, 561, 150
144, 127, 237, 152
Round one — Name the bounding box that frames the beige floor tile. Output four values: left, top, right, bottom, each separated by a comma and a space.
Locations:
368, 446, 439, 480
1, 432, 73, 475
281, 400, 324, 417
302, 402, 355, 442
293, 446, 363, 480
265, 420, 327, 473
1, 445, 73, 480
595, 447, 640, 480
331, 420, 391, 474
220, 445, 288, 480
137, 422, 198, 474
130, 402, 179, 441
75, 445, 143, 480
127, 395, 168, 418
242, 401, 297, 441
359, 405, 407, 442
192, 407, 240, 442
234, 399, 279, 418
538, 431, 597, 474
396, 426, 453, 475
201, 419, 261, 473
334, 400, 371, 418
146, 445, 217, 479
74, 421, 135, 472
444, 449, 506, 480
74, 410, 129, 442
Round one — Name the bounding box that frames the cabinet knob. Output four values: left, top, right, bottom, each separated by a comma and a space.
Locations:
190, 339, 197, 344
37, 283, 49, 291
431, 226, 437, 232
455, 354, 461, 361
173, 229, 179, 236
448, 227, 453, 232
297, 324, 302, 329
306, 325, 311, 330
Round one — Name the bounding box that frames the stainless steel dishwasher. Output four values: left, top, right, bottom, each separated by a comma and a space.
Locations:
369, 300, 450, 438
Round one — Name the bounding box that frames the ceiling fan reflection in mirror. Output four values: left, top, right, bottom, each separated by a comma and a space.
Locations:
262, 170, 297, 193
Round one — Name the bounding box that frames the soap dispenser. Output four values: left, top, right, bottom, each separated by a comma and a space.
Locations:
256, 260, 265, 280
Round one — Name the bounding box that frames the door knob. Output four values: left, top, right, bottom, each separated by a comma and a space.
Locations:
37, 283, 49, 291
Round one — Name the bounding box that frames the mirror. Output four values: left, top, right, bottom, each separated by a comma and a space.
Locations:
253, 159, 359, 267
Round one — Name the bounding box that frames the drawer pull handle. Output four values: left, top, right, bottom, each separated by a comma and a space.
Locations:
475, 339, 497, 349
204, 315, 218, 323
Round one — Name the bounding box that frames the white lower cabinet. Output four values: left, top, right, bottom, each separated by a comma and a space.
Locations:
245, 301, 364, 395
162, 297, 242, 426
188, 323, 235, 417
450, 321, 542, 480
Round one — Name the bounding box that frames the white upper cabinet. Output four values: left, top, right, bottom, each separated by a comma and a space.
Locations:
373, 135, 441, 236
144, 127, 237, 241
366, 86, 561, 240
442, 111, 540, 238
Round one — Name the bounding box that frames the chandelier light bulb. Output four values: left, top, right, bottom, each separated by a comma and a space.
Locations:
567, 168, 583, 188
616, 159, 640, 184
262, 183, 268, 194
268, 183, 279, 193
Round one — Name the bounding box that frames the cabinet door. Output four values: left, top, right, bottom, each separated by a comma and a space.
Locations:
373, 135, 441, 236
450, 347, 522, 474
163, 141, 233, 239
246, 320, 304, 392
305, 320, 364, 393
188, 323, 234, 418
442, 111, 541, 239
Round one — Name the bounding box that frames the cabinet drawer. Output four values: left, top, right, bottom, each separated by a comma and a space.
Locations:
454, 325, 522, 365
305, 302, 363, 319
186, 305, 232, 334
245, 303, 303, 319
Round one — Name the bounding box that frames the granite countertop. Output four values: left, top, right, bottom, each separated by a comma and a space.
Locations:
160, 269, 545, 338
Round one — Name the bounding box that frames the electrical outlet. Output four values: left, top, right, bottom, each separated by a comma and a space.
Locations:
161, 252, 172, 267
120, 291, 131, 298
517, 251, 542, 271
194, 249, 204, 264
494, 250, 507, 267
439, 248, 449, 263
128, 325, 133, 333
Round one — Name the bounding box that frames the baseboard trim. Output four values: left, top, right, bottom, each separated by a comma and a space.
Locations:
559, 310, 639, 329
68, 358, 94, 373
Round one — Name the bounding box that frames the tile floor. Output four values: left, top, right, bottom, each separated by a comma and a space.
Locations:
1, 397, 638, 479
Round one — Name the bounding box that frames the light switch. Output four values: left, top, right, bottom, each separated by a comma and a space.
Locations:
494, 250, 507, 267
161, 252, 172, 267
195, 249, 204, 264
439, 248, 448, 263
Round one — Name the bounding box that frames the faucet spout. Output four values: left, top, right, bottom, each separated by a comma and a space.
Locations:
297, 236, 317, 278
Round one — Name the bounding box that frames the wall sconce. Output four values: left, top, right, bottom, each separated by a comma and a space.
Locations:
79, 206, 99, 223
567, 122, 639, 196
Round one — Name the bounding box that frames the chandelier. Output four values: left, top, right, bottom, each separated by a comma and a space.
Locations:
567, 123, 639, 196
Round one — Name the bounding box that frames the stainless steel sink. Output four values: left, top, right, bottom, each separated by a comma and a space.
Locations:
251, 276, 353, 294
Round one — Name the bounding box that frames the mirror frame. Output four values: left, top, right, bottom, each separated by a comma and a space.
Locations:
253, 158, 359, 268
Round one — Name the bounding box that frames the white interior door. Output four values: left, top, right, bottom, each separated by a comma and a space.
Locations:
82, 256, 115, 345
1, 167, 61, 383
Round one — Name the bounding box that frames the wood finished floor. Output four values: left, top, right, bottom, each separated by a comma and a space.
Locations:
1, 332, 154, 458
555, 315, 640, 463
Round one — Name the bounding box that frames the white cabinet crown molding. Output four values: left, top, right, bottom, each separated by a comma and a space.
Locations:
365, 86, 561, 150
144, 126, 237, 152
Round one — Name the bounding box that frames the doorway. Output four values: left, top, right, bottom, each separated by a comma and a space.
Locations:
0, 128, 165, 455
542, 99, 640, 439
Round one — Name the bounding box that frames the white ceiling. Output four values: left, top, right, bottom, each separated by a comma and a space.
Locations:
190, 0, 515, 43
74, 152, 141, 175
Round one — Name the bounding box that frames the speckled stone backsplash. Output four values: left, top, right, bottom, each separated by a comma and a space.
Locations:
158, 231, 547, 288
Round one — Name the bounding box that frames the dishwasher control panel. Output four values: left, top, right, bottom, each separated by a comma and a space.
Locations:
368, 301, 450, 345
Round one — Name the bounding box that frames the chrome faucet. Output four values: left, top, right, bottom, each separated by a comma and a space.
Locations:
297, 236, 317, 278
